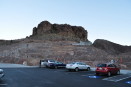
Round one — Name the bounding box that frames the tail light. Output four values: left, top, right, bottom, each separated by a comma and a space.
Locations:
96, 67, 101, 70
96, 67, 108, 71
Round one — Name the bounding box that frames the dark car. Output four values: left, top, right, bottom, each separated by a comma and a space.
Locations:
48, 61, 66, 69
95, 63, 120, 76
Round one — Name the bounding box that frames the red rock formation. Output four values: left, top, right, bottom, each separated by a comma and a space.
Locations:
31, 21, 88, 41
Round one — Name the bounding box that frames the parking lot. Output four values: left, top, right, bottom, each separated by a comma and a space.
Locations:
0, 67, 131, 87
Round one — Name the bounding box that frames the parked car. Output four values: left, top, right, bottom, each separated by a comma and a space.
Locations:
39, 59, 56, 68
95, 63, 120, 77
0, 69, 4, 79
47, 61, 66, 69
66, 62, 91, 72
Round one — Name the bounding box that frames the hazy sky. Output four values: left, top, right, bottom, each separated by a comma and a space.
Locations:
0, 0, 131, 45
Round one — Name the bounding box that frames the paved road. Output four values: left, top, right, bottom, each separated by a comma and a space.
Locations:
0, 68, 131, 87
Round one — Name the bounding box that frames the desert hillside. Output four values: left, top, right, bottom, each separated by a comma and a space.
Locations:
0, 21, 131, 69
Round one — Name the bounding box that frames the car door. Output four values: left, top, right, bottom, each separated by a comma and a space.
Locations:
56, 62, 63, 67
112, 64, 118, 74
107, 64, 114, 73
81, 63, 87, 69
79, 62, 87, 69
108, 64, 116, 74
76, 62, 83, 69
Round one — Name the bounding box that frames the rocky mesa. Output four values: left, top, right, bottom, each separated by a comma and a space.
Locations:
30, 21, 88, 41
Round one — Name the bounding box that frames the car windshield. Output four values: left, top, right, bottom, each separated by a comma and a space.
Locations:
97, 64, 106, 67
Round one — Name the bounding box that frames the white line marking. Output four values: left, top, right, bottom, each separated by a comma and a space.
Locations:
103, 74, 131, 82
103, 75, 118, 80
114, 76, 131, 82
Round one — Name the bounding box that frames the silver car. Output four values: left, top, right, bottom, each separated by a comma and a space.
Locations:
66, 62, 91, 72
39, 59, 56, 68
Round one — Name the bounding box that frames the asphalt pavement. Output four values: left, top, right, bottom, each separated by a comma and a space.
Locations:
0, 68, 130, 87
0, 63, 131, 87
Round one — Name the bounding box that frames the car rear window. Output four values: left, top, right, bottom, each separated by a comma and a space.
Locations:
97, 64, 107, 67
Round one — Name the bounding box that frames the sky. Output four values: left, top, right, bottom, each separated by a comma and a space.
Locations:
0, 0, 131, 45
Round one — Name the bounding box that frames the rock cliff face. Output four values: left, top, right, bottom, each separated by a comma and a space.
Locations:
93, 39, 131, 54
30, 21, 88, 41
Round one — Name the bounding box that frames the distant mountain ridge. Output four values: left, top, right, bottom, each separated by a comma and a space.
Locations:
93, 39, 131, 55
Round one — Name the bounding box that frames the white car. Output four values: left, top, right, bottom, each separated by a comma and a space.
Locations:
0, 69, 4, 79
66, 62, 91, 72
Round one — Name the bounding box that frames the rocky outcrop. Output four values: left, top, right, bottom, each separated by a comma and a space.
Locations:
30, 21, 88, 41
93, 39, 131, 55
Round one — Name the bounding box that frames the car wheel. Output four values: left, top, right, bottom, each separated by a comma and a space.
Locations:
55, 66, 58, 69
75, 67, 79, 72
87, 67, 90, 71
117, 70, 120, 75
107, 72, 111, 77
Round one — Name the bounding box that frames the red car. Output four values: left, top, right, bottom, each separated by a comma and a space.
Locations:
95, 63, 120, 76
